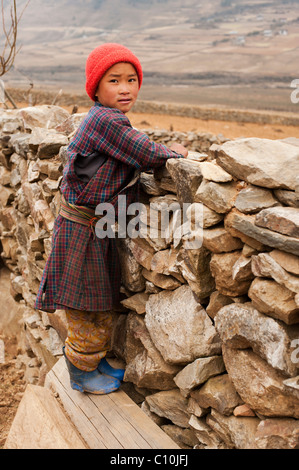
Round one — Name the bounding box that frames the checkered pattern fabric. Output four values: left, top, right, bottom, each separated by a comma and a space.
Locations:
35, 102, 183, 313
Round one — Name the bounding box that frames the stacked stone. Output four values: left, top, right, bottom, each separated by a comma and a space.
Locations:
140, 127, 227, 156
0, 105, 74, 381
117, 138, 299, 449
0, 105, 299, 448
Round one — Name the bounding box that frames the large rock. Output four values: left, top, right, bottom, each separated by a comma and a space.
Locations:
147, 194, 179, 221
234, 184, 279, 214
248, 278, 299, 325
116, 238, 145, 292
206, 408, 260, 449
129, 237, 155, 271
206, 290, 247, 319
224, 209, 266, 251
145, 285, 221, 364
202, 226, 243, 253
120, 292, 149, 315
194, 179, 239, 214
139, 172, 166, 196
188, 415, 227, 448
269, 249, 299, 276
255, 418, 299, 449
215, 137, 299, 190
166, 158, 203, 203
195, 161, 233, 183
210, 251, 252, 297
150, 248, 184, 282
37, 133, 69, 159
251, 252, 299, 294
215, 302, 299, 376
124, 313, 180, 390
222, 345, 299, 418
186, 202, 224, 228
190, 373, 242, 416
32, 199, 55, 232
173, 356, 225, 397
141, 268, 181, 291
225, 209, 299, 256
161, 424, 199, 449
255, 206, 299, 238
146, 389, 190, 428
274, 188, 299, 208
19, 105, 70, 131
176, 246, 215, 301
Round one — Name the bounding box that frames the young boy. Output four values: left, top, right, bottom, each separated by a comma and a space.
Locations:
35, 43, 188, 395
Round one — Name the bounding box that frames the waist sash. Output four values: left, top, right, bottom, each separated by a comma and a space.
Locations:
59, 197, 102, 238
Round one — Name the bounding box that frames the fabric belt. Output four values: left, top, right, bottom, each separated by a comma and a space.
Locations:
59, 196, 102, 238
59, 170, 141, 238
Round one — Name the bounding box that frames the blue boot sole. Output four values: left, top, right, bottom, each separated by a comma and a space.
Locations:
70, 379, 120, 394
63, 347, 121, 394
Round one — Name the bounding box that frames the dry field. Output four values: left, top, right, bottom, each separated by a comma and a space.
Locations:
9, 85, 299, 141
4, 0, 299, 115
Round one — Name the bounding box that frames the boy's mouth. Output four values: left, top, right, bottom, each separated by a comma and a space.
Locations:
118, 98, 132, 103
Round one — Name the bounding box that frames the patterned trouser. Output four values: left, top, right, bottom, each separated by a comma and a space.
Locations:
64, 309, 114, 371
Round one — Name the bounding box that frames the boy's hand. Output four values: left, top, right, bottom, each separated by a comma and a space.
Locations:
169, 143, 188, 158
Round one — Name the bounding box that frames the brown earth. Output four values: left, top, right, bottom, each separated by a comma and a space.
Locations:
0, 336, 26, 448
7, 86, 299, 140
60, 103, 299, 140
127, 111, 299, 140
0, 269, 26, 449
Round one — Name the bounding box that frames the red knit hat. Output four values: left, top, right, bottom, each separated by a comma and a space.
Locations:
85, 43, 143, 101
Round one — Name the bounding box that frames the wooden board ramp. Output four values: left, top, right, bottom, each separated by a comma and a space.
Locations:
4, 384, 87, 449
5, 356, 179, 449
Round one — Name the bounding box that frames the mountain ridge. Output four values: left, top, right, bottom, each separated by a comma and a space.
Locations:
3, 0, 299, 111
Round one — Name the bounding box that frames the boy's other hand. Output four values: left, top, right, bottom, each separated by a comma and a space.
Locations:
169, 143, 188, 158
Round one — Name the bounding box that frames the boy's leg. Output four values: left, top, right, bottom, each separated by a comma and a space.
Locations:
64, 308, 113, 371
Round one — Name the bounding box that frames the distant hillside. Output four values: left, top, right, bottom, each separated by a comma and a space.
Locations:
3, 0, 299, 112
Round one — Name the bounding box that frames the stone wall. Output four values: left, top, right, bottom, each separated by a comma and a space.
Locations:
0, 105, 299, 449
133, 100, 299, 127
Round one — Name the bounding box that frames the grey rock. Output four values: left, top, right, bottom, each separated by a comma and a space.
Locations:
215, 302, 299, 376
216, 137, 299, 190
255, 206, 299, 238
194, 179, 239, 214
235, 185, 279, 214
226, 210, 299, 255
145, 285, 221, 364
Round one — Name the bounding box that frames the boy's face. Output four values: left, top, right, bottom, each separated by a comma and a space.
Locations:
95, 62, 139, 113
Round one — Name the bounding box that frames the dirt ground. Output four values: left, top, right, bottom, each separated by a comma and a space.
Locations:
0, 97, 299, 448
127, 111, 299, 140
62, 104, 299, 140
0, 336, 26, 448
0, 268, 26, 449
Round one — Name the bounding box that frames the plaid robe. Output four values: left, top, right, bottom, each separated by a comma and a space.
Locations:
34, 102, 183, 313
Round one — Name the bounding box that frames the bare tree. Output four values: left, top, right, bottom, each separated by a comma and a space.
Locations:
0, 0, 30, 77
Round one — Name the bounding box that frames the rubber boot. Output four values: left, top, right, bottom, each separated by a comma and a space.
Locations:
98, 357, 125, 381
63, 348, 121, 394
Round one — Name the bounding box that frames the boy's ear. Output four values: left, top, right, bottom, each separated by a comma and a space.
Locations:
94, 83, 100, 101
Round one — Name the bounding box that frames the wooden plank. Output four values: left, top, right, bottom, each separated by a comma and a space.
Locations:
46, 369, 104, 449
46, 357, 180, 450
46, 364, 122, 449
4, 384, 87, 449
107, 391, 174, 450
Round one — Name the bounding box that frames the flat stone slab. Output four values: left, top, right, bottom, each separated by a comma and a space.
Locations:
215, 138, 299, 190
227, 210, 299, 256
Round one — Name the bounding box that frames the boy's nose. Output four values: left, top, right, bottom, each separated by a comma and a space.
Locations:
119, 83, 130, 94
